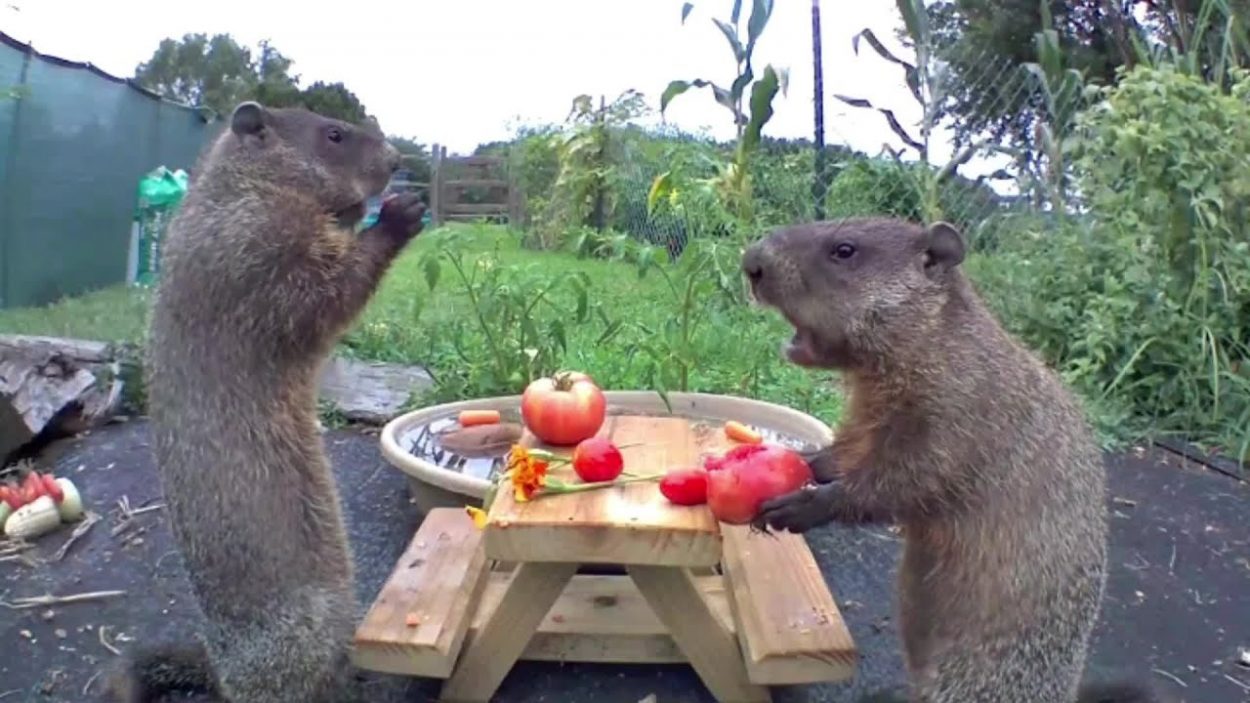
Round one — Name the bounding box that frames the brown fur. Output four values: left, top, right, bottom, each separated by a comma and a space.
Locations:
742, 218, 1159, 703
104, 101, 426, 703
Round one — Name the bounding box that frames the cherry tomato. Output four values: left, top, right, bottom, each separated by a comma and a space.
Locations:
659, 468, 709, 506
572, 437, 624, 483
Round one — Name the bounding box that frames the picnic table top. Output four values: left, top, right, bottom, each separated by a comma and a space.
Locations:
480, 413, 747, 566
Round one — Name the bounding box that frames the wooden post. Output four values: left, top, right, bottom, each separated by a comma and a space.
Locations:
430, 143, 443, 228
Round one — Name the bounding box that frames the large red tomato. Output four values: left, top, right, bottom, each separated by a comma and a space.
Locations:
705, 444, 813, 524
521, 371, 607, 446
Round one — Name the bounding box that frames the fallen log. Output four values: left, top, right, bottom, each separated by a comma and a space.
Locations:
0, 335, 125, 462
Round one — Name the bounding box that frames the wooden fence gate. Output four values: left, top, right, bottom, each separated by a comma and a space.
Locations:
427, 145, 524, 227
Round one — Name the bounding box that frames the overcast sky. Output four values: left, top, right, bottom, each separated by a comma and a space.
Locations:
4, 0, 1000, 178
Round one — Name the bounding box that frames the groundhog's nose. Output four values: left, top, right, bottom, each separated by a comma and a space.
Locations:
742, 244, 766, 284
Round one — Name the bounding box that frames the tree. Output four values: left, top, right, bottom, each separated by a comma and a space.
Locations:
298, 81, 370, 125
134, 33, 257, 117
133, 34, 372, 124
927, 0, 1250, 151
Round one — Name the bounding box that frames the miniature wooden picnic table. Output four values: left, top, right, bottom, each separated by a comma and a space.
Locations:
352, 412, 858, 703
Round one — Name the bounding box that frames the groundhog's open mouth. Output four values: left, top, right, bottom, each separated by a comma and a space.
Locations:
782, 321, 824, 367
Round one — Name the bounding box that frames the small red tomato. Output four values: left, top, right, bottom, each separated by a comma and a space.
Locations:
20, 483, 42, 506
0, 485, 22, 510
40, 473, 64, 503
572, 437, 624, 483
21, 471, 45, 503
659, 468, 708, 506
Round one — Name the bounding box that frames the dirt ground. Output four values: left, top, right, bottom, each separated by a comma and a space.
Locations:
1, 419, 1248, 703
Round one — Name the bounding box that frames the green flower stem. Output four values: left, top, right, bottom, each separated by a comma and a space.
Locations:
540, 473, 664, 495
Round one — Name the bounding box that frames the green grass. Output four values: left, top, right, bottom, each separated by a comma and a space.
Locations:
0, 223, 845, 424
0, 284, 152, 344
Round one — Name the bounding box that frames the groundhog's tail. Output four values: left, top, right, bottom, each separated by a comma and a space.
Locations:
103, 642, 219, 702
1077, 680, 1163, 703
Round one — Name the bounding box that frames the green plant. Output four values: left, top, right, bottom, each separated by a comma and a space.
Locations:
550, 90, 648, 236
833, 0, 1011, 223
649, 0, 790, 223
415, 232, 624, 403
971, 63, 1250, 466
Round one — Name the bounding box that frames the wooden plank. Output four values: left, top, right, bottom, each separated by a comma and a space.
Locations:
465, 572, 734, 663
350, 508, 489, 678
443, 213, 508, 222
720, 524, 857, 685
482, 414, 732, 567
444, 179, 508, 189
629, 565, 771, 703
453, 155, 503, 166
444, 203, 510, 215
440, 562, 578, 703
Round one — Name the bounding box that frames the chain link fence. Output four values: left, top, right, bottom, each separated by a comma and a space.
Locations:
0, 31, 216, 310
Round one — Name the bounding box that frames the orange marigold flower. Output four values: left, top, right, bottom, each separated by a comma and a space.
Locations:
464, 505, 488, 529
505, 444, 549, 502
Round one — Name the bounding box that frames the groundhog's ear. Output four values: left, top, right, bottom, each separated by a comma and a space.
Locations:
923, 221, 965, 272
230, 102, 267, 138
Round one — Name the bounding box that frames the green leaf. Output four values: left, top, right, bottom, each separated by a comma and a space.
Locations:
660, 80, 693, 116
894, 0, 929, 52
712, 18, 745, 63
548, 318, 568, 353
661, 78, 727, 116
741, 64, 781, 155
681, 1, 694, 23
745, 0, 774, 56
647, 171, 674, 214
422, 257, 441, 291
730, 0, 743, 25
852, 29, 914, 70
833, 93, 923, 153
730, 65, 755, 104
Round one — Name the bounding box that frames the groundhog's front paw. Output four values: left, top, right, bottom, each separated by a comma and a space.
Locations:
374, 193, 426, 244
754, 482, 841, 533
801, 446, 840, 483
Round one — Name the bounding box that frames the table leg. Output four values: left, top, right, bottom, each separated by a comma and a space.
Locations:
440, 561, 578, 703
628, 565, 772, 703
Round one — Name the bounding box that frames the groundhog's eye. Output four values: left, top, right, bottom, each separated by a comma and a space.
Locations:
832, 243, 856, 260
327, 128, 344, 143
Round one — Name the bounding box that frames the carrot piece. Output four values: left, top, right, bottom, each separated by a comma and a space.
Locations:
458, 409, 501, 427
405, 613, 422, 627
724, 420, 763, 444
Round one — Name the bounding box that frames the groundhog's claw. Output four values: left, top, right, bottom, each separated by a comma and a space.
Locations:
375, 193, 426, 243
756, 481, 839, 533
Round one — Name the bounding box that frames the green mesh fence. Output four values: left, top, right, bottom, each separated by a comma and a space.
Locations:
0, 31, 217, 310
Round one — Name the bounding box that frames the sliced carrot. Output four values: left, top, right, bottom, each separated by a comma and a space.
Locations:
724, 420, 763, 445
458, 409, 501, 427
405, 613, 422, 627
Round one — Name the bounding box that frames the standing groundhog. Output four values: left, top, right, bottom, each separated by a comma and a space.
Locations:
741, 218, 1159, 703
105, 101, 426, 702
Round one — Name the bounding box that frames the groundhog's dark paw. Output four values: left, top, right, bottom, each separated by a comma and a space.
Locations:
376, 193, 426, 242
801, 446, 841, 483
756, 482, 838, 533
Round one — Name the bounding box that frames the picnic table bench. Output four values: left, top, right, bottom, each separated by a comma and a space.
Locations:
351, 412, 858, 702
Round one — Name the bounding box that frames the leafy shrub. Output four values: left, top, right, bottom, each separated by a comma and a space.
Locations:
970, 64, 1250, 461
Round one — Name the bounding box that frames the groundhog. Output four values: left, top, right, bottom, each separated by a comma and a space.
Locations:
740, 218, 1160, 703
104, 101, 426, 702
